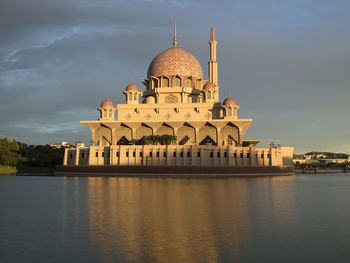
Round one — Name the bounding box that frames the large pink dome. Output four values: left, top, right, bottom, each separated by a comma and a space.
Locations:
147, 47, 203, 79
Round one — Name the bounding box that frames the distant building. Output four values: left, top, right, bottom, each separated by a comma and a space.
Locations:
76, 141, 85, 147
50, 141, 75, 149
294, 152, 349, 166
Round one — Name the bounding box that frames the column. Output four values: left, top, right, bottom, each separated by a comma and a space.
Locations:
191, 146, 196, 166
228, 146, 233, 166
238, 128, 243, 146
111, 128, 116, 145
216, 127, 222, 146
250, 147, 257, 166
91, 128, 96, 146
63, 148, 68, 165
75, 148, 80, 166
110, 147, 114, 166
195, 128, 200, 145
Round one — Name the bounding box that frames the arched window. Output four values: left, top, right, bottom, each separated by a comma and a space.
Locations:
133, 93, 137, 101
152, 78, 159, 88
129, 93, 133, 100
96, 126, 112, 146
199, 123, 217, 145
108, 110, 112, 118
184, 77, 192, 88
173, 76, 181, 87
115, 125, 132, 143
221, 123, 239, 146
135, 124, 152, 140
178, 124, 195, 145
156, 125, 174, 136
103, 109, 107, 118
162, 77, 169, 88
165, 94, 178, 104
195, 79, 201, 89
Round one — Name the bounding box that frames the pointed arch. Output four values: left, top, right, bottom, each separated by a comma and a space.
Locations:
178, 123, 195, 145
151, 77, 159, 89
194, 79, 202, 89
199, 122, 217, 145
165, 94, 178, 104
156, 123, 174, 136
221, 122, 239, 146
135, 123, 153, 140
184, 77, 192, 88
96, 124, 112, 146
172, 75, 181, 87
161, 76, 169, 88
115, 124, 132, 144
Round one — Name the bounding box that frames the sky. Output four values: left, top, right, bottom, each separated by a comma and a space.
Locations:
0, 0, 349, 154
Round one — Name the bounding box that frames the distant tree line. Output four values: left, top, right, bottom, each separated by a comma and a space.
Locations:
0, 138, 64, 167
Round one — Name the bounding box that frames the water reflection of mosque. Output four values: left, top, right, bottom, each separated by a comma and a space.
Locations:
64, 177, 296, 262
87, 178, 254, 262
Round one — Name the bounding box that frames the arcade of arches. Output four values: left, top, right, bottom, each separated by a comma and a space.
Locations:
92, 122, 240, 147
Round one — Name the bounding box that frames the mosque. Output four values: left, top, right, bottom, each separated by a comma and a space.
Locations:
59, 23, 294, 176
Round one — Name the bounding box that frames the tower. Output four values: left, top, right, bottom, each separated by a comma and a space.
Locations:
98, 98, 115, 121
123, 83, 140, 104
208, 27, 218, 86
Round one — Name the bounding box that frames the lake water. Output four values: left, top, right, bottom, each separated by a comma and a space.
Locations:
1, 174, 350, 263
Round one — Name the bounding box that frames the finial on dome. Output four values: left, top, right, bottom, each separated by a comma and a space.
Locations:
173, 20, 177, 47
210, 27, 216, 41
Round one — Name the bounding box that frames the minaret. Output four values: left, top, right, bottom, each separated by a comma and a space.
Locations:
208, 27, 218, 86
173, 20, 177, 47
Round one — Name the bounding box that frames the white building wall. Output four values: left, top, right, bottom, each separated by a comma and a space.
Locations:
64, 146, 294, 167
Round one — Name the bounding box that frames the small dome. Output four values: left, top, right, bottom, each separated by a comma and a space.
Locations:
126, 83, 138, 91
203, 82, 215, 90
223, 97, 236, 106
100, 99, 114, 108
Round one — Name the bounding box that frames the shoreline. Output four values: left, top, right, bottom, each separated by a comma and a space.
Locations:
294, 168, 350, 174
55, 165, 294, 177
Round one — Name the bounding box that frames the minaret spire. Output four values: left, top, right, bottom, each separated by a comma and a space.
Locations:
208, 26, 218, 86
173, 20, 177, 47
210, 27, 216, 41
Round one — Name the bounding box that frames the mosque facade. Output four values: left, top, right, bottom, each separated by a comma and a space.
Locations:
61, 23, 293, 174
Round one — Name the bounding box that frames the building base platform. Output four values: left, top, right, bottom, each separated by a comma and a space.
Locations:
55, 165, 294, 177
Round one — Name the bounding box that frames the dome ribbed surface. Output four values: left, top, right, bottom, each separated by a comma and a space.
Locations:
100, 99, 114, 108
147, 47, 203, 79
223, 97, 236, 106
203, 82, 216, 90
126, 83, 138, 91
